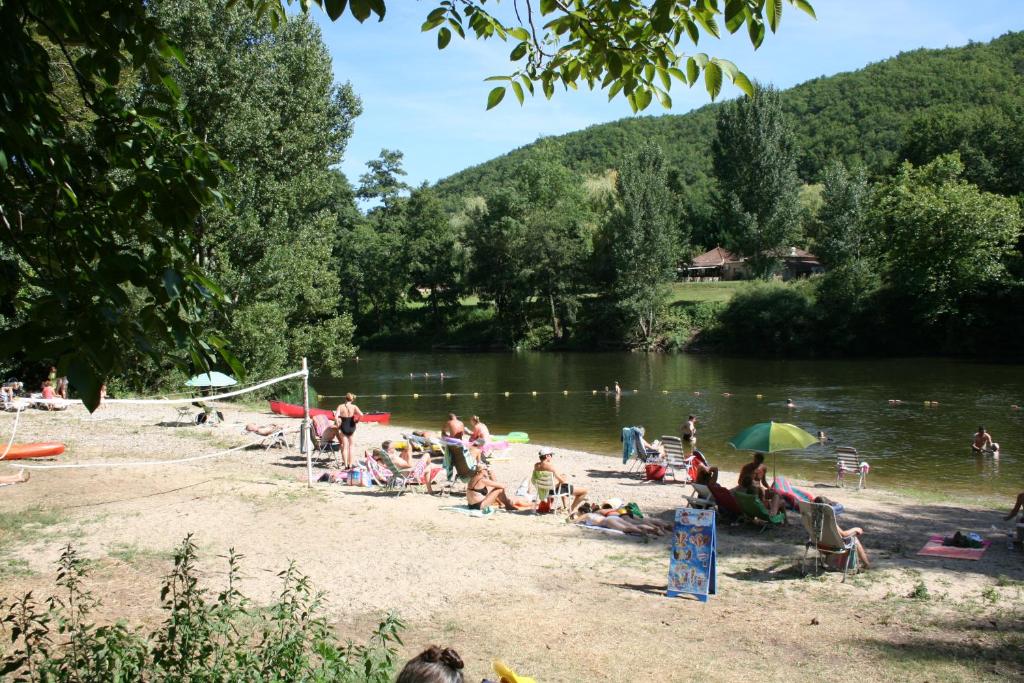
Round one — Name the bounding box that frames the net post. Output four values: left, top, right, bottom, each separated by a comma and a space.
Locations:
302, 357, 313, 488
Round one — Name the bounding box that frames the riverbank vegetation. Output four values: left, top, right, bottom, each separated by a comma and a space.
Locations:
5, 1, 1024, 402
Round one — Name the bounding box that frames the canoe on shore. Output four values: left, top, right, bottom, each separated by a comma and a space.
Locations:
2, 442, 65, 460
268, 401, 391, 425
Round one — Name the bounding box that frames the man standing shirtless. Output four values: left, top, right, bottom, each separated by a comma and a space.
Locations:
443, 413, 466, 440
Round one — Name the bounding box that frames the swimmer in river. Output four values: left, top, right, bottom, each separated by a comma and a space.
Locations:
614, 381, 621, 396
786, 398, 796, 409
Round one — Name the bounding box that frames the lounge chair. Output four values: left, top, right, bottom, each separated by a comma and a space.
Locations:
798, 500, 860, 582
243, 425, 290, 451
622, 426, 659, 472
660, 436, 692, 483
443, 442, 477, 494
836, 447, 867, 489
683, 483, 717, 510
531, 470, 572, 512
310, 414, 339, 464
734, 491, 786, 531
372, 448, 415, 496
708, 482, 742, 523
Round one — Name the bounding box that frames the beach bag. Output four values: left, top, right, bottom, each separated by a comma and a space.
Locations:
644, 464, 666, 481
537, 500, 551, 514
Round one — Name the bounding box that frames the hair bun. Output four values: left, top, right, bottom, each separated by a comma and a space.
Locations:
440, 648, 464, 670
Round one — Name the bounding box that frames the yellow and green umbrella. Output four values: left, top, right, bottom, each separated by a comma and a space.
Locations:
728, 421, 817, 452
728, 421, 818, 477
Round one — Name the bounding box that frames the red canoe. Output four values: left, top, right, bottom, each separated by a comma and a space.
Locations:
268, 401, 390, 425
2, 442, 65, 460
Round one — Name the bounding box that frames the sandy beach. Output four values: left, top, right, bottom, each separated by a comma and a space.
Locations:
0, 401, 1022, 681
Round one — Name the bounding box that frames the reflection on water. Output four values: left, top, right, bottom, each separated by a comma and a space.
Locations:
316, 352, 1024, 496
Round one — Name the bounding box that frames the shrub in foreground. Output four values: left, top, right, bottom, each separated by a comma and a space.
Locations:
0, 535, 403, 681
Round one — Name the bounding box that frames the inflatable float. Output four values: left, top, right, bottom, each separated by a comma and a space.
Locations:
268, 401, 390, 425
494, 431, 529, 443
2, 442, 65, 460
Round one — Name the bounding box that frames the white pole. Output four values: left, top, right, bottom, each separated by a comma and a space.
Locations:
302, 357, 313, 488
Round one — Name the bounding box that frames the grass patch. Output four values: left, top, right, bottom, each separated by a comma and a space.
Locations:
0, 557, 35, 577
668, 281, 745, 304
107, 542, 174, 566
0, 507, 66, 550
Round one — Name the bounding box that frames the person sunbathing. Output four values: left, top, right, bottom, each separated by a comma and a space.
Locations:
466, 466, 521, 511
0, 469, 30, 486
377, 440, 419, 469
573, 504, 667, 537
690, 450, 719, 485
244, 423, 283, 436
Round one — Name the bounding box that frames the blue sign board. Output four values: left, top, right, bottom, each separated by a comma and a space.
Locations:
667, 508, 717, 601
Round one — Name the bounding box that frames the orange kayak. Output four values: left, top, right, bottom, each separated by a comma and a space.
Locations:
2, 442, 65, 460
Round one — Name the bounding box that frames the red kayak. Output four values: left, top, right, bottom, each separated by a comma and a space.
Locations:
2, 442, 64, 460
268, 401, 390, 425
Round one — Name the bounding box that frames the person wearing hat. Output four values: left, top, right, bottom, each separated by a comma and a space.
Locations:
534, 447, 588, 515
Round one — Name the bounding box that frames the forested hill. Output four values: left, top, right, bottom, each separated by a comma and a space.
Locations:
435, 31, 1024, 200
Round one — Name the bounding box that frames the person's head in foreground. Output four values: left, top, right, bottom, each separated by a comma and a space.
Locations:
753, 452, 765, 465
538, 447, 553, 461
396, 645, 465, 683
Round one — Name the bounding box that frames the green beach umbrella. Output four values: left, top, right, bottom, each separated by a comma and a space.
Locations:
728, 421, 818, 479
728, 421, 818, 453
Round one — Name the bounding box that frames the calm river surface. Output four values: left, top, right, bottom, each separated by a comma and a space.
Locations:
315, 352, 1024, 496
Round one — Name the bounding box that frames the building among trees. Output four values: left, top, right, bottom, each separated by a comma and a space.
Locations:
682, 246, 823, 281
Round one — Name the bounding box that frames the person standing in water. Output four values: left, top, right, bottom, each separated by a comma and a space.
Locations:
334, 393, 363, 469
681, 415, 697, 445
972, 426, 998, 453
614, 381, 622, 396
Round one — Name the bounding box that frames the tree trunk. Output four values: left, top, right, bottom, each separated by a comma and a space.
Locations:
549, 292, 562, 340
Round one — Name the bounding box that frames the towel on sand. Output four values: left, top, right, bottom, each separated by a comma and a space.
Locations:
917, 534, 990, 560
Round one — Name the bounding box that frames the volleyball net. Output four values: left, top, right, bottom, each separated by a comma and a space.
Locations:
0, 361, 318, 484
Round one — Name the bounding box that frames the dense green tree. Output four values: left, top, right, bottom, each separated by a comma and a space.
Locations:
404, 185, 465, 326
812, 161, 872, 269
871, 154, 1022, 325
606, 143, 679, 344
358, 149, 411, 211
712, 85, 802, 278
898, 105, 1024, 197
518, 157, 593, 340
465, 190, 534, 341
0, 0, 231, 406
152, 0, 360, 378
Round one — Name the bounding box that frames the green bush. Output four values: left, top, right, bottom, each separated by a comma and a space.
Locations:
713, 281, 819, 355
0, 536, 404, 681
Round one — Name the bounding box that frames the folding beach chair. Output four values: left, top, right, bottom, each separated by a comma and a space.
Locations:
798, 500, 860, 582
310, 414, 340, 464
531, 470, 572, 512
835, 447, 868, 489
734, 491, 786, 532
370, 448, 413, 497
442, 442, 477, 495
683, 483, 717, 510
661, 436, 693, 483
243, 425, 291, 451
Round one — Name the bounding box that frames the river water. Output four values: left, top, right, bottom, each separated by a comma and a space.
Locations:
314, 352, 1024, 496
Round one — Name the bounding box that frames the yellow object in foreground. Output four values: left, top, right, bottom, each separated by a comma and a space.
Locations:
493, 660, 537, 683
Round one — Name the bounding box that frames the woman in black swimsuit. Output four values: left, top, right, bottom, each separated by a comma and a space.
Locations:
465, 467, 520, 511
335, 393, 363, 469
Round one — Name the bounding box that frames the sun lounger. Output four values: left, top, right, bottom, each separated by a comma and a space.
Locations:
660, 436, 693, 483
836, 446, 867, 489
798, 500, 860, 581
734, 491, 785, 531
443, 442, 477, 494
683, 483, 717, 510
707, 482, 742, 522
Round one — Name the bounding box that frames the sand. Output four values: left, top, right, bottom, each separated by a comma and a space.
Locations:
0, 400, 1022, 681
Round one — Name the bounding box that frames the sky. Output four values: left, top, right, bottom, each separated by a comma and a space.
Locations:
313, 1, 1024, 188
